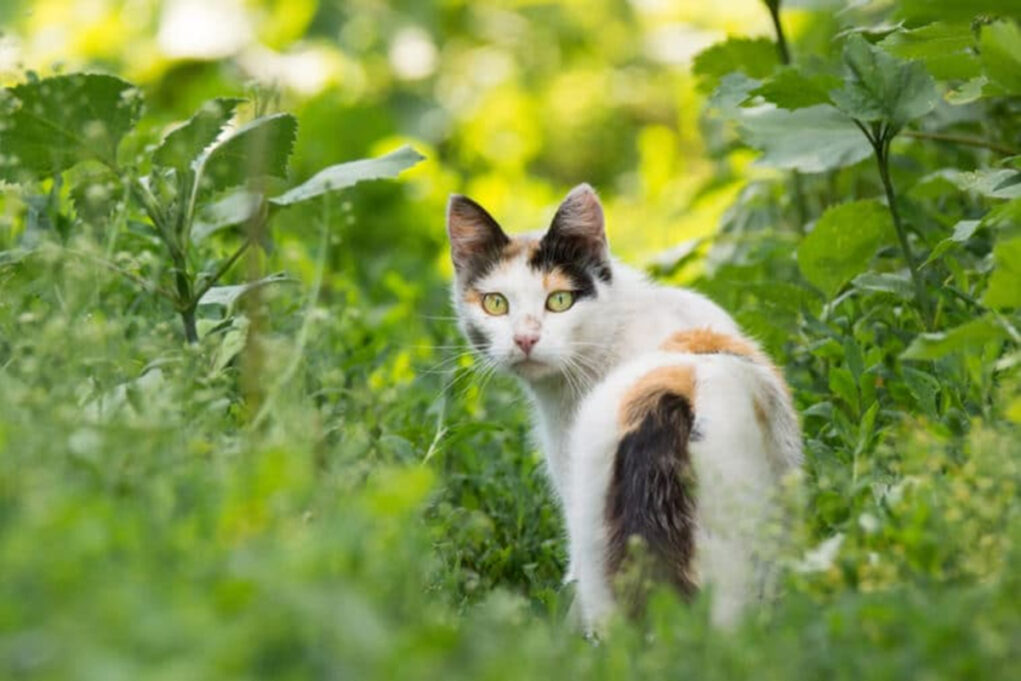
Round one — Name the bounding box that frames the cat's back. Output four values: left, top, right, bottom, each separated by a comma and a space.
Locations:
608, 263, 744, 355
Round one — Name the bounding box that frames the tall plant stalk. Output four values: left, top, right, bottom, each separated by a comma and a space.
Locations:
856, 120, 933, 328
763, 0, 808, 230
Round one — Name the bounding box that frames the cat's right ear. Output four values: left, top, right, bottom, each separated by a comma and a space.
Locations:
446, 195, 510, 277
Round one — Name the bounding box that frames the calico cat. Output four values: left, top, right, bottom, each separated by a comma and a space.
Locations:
447, 184, 802, 632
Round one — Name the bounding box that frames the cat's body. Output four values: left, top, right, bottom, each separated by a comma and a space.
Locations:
447, 184, 801, 632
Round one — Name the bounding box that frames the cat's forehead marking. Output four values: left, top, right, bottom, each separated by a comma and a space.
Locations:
542, 269, 573, 291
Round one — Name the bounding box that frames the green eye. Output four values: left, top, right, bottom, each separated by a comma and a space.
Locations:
546, 290, 575, 312
481, 292, 509, 316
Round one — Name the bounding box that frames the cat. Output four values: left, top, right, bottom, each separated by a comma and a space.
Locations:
446, 183, 802, 632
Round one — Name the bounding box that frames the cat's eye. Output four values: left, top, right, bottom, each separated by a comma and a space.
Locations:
546, 290, 575, 313
481, 292, 509, 316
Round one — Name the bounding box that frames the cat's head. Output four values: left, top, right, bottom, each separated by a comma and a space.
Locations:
446, 184, 612, 383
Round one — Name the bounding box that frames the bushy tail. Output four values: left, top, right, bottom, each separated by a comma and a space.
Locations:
604, 380, 698, 606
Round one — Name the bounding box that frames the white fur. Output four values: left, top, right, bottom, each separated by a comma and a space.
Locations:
452, 236, 802, 633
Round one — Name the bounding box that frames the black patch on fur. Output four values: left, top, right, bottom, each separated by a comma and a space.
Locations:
605, 392, 698, 609
528, 233, 611, 300
448, 195, 511, 287
464, 322, 490, 352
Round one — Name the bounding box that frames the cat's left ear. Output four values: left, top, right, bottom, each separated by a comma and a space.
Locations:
546, 183, 608, 260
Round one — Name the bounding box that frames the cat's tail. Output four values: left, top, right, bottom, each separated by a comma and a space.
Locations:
564, 329, 800, 633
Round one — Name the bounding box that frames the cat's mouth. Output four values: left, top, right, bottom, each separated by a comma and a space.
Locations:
510, 357, 555, 379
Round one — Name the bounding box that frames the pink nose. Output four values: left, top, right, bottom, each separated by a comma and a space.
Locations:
514, 334, 539, 355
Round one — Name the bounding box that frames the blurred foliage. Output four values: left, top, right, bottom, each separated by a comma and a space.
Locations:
1, 0, 1021, 678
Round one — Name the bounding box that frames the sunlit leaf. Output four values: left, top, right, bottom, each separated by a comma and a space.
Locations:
0, 73, 142, 181
738, 104, 872, 172
269, 145, 425, 207
197, 272, 298, 310
198, 113, 297, 192
692, 37, 779, 93
154, 97, 245, 171
902, 316, 1007, 359
851, 271, 914, 299
983, 236, 1021, 309
830, 34, 938, 131
192, 190, 265, 242
797, 199, 894, 297
980, 20, 1021, 95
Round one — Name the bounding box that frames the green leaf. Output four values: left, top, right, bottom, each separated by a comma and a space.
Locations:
983, 236, 1021, 309
829, 366, 859, 415
70, 170, 120, 224
192, 190, 265, 242
896, 0, 1021, 23
922, 219, 981, 267
269, 145, 425, 208
198, 113, 297, 193
197, 272, 298, 311
0, 73, 142, 181
902, 316, 1007, 360
692, 37, 779, 93
153, 97, 245, 171
797, 199, 894, 297
980, 20, 1021, 95
830, 34, 938, 131
851, 271, 915, 299
880, 22, 981, 81
902, 367, 940, 417
924, 168, 1021, 200
751, 67, 841, 110
738, 104, 872, 172
707, 72, 760, 116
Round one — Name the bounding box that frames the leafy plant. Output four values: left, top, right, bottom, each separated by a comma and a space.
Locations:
0, 73, 423, 342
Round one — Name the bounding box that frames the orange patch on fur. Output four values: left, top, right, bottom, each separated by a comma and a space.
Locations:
660, 329, 760, 360
501, 238, 539, 260
619, 365, 696, 433
661, 328, 790, 397
463, 289, 481, 304
542, 267, 573, 292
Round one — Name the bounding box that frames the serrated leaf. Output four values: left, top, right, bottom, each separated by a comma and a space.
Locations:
153, 97, 245, 171
738, 104, 872, 172
192, 190, 264, 242
0, 73, 142, 182
707, 72, 760, 116
880, 22, 981, 81
830, 34, 938, 131
198, 113, 297, 193
269, 145, 425, 207
751, 67, 841, 110
902, 316, 1007, 360
692, 37, 779, 93
797, 200, 894, 297
983, 236, 1021, 309
980, 20, 1021, 95
197, 272, 298, 311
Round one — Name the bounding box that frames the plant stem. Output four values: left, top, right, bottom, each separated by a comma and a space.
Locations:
764, 0, 808, 231
765, 0, 791, 64
193, 240, 251, 303
180, 305, 198, 344
871, 131, 933, 329
902, 129, 1018, 156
